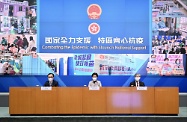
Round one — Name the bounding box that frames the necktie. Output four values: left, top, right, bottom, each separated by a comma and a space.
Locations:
136, 82, 139, 87
49, 82, 52, 86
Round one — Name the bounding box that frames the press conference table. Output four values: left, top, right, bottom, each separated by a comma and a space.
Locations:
9, 87, 179, 115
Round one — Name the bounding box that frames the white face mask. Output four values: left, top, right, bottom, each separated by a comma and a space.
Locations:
48, 78, 53, 82
92, 78, 97, 81
135, 77, 140, 81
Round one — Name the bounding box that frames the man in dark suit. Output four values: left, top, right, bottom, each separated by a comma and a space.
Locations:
129, 73, 145, 87
44, 73, 59, 87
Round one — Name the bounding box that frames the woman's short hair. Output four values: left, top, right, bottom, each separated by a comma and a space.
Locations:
92, 72, 98, 77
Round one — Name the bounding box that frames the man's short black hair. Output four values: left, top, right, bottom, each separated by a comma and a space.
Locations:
47, 73, 54, 77
92, 72, 98, 77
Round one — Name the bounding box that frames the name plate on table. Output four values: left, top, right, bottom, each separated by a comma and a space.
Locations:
41, 87, 52, 90
89, 87, 100, 90
137, 87, 147, 90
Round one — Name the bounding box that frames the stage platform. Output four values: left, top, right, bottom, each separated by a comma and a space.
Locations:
0, 107, 186, 122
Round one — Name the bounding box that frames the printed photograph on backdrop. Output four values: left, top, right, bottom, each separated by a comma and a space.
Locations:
152, 0, 187, 54
94, 54, 141, 75
37, 53, 73, 75
37, 53, 186, 76
147, 54, 186, 76
0, 53, 22, 75
0, 0, 37, 75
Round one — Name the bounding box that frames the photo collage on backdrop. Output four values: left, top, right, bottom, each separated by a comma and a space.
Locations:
0, 0, 186, 76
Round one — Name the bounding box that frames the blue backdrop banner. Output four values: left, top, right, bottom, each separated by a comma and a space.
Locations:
38, 0, 152, 54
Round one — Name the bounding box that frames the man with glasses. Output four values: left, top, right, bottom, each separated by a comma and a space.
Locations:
44, 73, 59, 87
129, 73, 145, 87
